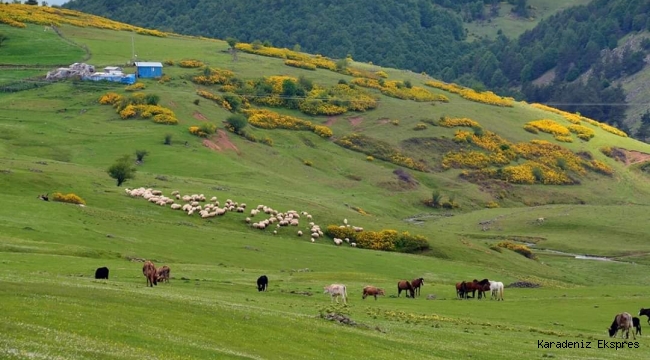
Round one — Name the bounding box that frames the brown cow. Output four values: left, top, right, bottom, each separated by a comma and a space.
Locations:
362, 286, 385, 300
156, 265, 170, 283
142, 260, 157, 287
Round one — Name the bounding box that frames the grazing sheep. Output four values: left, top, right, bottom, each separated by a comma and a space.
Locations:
351, 243, 357, 247
175, 194, 181, 200
191, 201, 200, 207
273, 230, 277, 235
537, 217, 545, 224
152, 190, 162, 196
171, 204, 182, 210
311, 238, 315, 243
344, 218, 348, 225
345, 238, 350, 243
306, 214, 312, 220
210, 196, 217, 202
297, 230, 303, 236
245, 217, 251, 223
171, 191, 180, 196
334, 238, 343, 245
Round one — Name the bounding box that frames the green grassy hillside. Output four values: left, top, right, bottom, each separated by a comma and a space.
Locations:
1, 7, 650, 359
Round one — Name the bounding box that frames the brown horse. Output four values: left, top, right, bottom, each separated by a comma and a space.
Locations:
156, 265, 170, 283
411, 278, 424, 297
462, 279, 490, 299
397, 280, 415, 298
142, 260, 157, 287
455, 282, 466, 299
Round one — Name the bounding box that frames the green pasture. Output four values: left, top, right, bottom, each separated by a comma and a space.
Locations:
0, 19, 650, 359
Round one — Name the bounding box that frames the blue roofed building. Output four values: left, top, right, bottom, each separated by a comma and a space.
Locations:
135, 62, 163, 78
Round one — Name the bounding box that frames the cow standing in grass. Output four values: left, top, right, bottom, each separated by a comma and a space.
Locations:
94, 267, 109, 280
324, 284, 348, 304
156, 265, 170, 283
142, 260, 157, 287
257, 275, 268, 292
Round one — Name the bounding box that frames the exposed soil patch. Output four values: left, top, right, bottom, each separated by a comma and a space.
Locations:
349, 116, 363, 127
378, 117, 390, 124
202, 130, 240, 154
193, 111, 208, 122
325, 117, 338, 126
609, 147, 650, 165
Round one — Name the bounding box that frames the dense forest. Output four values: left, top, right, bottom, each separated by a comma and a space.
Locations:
64, 0, 650, 140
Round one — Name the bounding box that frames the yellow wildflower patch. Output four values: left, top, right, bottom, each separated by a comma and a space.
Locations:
425, 80, 513, 107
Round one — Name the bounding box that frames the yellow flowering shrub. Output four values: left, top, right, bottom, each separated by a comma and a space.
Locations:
284, 60, 317, 70
192, 68, 236, 85
442, 150, 492, 169
485, 201, 500, 208
124, 82, 145, 91
236, 43, 337, 70
586, 160, 613, 176
531, 103, 628, 137
425, 80, 513, 107
414, 123, 427, 130
375, 71, 389, 78
153, 114, 178, 125
52, 192, 86, 205
567, 125, 595, 141
0, 4, 169, 36
600, 146, 613, 157
163, 59, 175, 66
391, 120, 400, 126
157, 75, 171, 84
497, 241, 536, 259
179, 59, 205, 68
196, 90, 236, 112
439, 117, 481, 128
352, 78, 448, 102
525, 119, 577, 141
243, 109, 333, 138
98, 92, 122, 105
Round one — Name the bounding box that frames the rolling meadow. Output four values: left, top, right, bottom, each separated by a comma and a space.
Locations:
1, 6, 650, 359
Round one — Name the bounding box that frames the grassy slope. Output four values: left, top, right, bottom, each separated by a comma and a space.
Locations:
465, 0, 592, 41
1, 22, 650, 359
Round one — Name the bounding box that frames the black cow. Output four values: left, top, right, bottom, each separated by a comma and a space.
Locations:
257, 275, 268, 292
95, 267, 109, 279
633, 317, 642, 336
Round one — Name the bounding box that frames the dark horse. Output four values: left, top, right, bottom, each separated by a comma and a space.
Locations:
639, 308, 650, 325
411, 278, 424, 297
455, 282, 465, 299
397, 280, 415, 298
462, 279, 490, 299
257, 275, 268, 292
608, 312, 635, 339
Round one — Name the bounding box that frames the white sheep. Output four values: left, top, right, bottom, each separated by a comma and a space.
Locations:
311, 238, 315, 243
351, 243, 357, 247
334, 238, 343, 245
171, 190, 180, 196
245, 217, 251, 223
210, 196, 218, 202
344, 218, 348, 225
297, 230, 303, 236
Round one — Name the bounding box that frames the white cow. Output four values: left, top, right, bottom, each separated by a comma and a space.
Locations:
323, 284, 348, 304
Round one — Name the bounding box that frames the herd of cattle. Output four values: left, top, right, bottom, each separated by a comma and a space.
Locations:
93, 265, 649, 339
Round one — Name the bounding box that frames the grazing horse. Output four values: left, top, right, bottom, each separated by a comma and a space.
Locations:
362, 286, 385, 300
257, 275, 268, 292
324, 284, 348, 304
94, 267, 109, 280
639, 308, 650, 325
142, 260, 157, 287
455, 282, 466, 299
397, 280, 415, 298
489, 281, 504, 301
608, 312, 635, 340
411, 278, 424, 297
633, 317, 642, 336
156, 265, 170, 283
462, 279, 490, 299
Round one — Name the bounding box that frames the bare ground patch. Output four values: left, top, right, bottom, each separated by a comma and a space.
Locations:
377, 117, 390, 125
610, 147, 650, 165
349, 116, 363, 127
193, 111, 208, 122
203, 130, 240, 154
325, 117, 338, 126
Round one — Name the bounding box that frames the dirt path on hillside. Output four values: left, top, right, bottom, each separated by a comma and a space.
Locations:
203, 130, 240, 154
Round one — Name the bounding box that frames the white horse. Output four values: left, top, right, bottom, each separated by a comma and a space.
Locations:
489, 281, 504, 301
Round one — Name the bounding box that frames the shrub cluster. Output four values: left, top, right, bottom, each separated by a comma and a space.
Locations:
531, 103, 628, 138
98, 92, 178, 125
178, 59, 205, 68
425, 80, 513, 107
352, 78, 448, 102
124, 82, 145, 91
284, 60, 317, 70
496, 241, 536, 259
188, 123, 217, 138
325, 225, 430, 253
438, 117, 481, 128
243, 109, 333, 138
52, 192, 86, 205
335, 133, 426, 171
524, 119, 571, 141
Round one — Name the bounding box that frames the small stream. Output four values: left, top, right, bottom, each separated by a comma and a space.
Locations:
525, 243, 621, 262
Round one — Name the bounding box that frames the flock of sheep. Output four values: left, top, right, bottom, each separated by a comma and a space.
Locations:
124, 187, 362, 247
